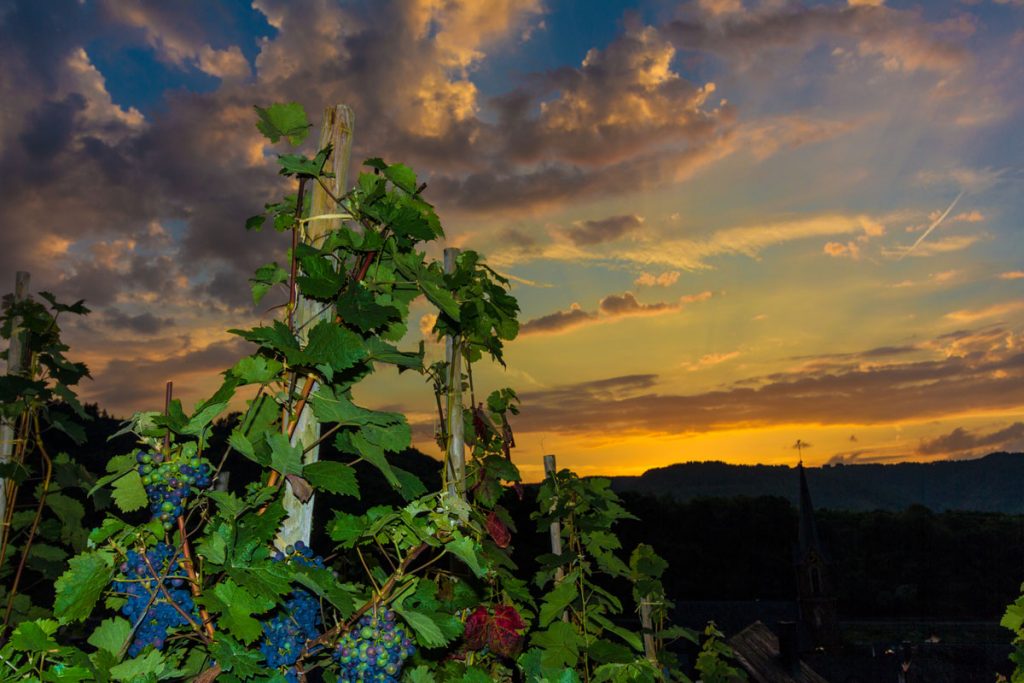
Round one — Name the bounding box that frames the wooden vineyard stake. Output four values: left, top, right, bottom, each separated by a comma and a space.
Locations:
639, 599, 657, 665
0, 271, 29, 531
278, 104, 355, 549
444, 247, 466, 502
543, 453, 568, 621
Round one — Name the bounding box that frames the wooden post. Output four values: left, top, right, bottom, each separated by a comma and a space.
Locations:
543, 454, 568, 622
444, 248, 465, 501
0, 271, 29, 530
278, 105, 355, 549
543, 455, 563, 572
639, 600, 657, 665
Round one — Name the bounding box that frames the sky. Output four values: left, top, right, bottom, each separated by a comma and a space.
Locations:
1, 0, 1022, 480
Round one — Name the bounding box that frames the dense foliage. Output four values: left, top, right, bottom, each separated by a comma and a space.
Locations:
0, 103, 743, 682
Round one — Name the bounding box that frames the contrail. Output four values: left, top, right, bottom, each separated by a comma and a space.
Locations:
898, 190, 965, 260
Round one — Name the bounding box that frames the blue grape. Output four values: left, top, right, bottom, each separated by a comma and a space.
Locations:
136, 450, 212, 530
111, 543, 196, 656
259, 542, 326, 677
334, 608, 416, 683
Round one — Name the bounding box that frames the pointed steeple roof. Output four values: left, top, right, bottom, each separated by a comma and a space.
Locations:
797, 461, 822, 558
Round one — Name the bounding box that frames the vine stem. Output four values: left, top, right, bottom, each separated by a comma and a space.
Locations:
262, 248, 378, 497
2, 413, 52, 629
177, 515, 215, 639
0, 410, 31, 572
141, 549, 208, 640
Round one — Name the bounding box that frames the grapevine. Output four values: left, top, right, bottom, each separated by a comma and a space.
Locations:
260, 542, 326, 677
334, 609, 415, 682
137, 446, 212, 530
110, 543, 197, 656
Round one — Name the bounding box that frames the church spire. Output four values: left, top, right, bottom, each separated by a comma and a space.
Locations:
798, 460, 822, 558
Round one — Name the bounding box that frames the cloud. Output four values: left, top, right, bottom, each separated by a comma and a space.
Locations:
824, 240, 861, 259
635, 271, 680, 287
619, 214, 882, 270
520, 289, 712, 336
999, 271, 1024, 280
513, 327, 1024, 437
88, 337, 250, 413
519, 303, 597, 336
682, 350, 741, 371
946, 300, 1024, 324
99, 0, 252, 80
918, 422, 1024, 457
599, 292, 676, 316
952, 210, 984, 223
104, 308, 176, 335
566, 214, 644, 246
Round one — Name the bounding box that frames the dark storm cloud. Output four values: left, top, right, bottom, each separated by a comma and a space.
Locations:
662, 3, 969, 73
104, 308, 175, 335
566, 214, 644, 247
91, 337, 250, 413
918, 423, 1024, 457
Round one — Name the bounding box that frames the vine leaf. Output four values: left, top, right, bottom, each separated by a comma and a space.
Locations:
54, 550, 114, 623
109, 649, 167, 681
10, 619, 59, 652
209, 580, 275, 644
303, 461, 359, 497
538, 572, 578, 627
530, 622, 582, 669
87, 617, 132, 656
254, 102, 310, 145
396, 609, 447, 648
111, 469, 147, 512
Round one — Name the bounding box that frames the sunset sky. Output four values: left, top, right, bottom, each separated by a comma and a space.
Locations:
2, 0, 1023, 480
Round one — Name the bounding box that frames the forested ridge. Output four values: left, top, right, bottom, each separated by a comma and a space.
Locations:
45, 405, 1024, 622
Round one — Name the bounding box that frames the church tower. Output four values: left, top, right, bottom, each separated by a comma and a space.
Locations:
795, 461, 838, 649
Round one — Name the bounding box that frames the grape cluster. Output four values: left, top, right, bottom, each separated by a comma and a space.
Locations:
111, 543, 195, 656
334, 609, 416, 682
259, 542, 325, 679
136, 450, 212, 529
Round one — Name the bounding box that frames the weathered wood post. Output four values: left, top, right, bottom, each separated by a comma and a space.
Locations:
639, 600, 657, 665
543, 453, 569, 621
0, 271, 29, 529
278, 105, 355, 549
443, 247, 465, 501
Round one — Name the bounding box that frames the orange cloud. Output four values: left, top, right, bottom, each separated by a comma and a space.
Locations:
635, 271, 681, 287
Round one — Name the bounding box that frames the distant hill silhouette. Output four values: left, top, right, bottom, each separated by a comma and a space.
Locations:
610, 452, 1024, 513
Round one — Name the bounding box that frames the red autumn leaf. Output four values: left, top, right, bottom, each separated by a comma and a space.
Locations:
488, 604, 525, 657
486, 511, 512, 548
464, 606, 489, 651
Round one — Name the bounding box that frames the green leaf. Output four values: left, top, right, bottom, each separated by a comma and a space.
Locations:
445, 533, 487, 578
111, 469, 147, 512
304, 320, 366, 378
10, 620, 59, 652
328, 511, 367, 547
405, 666, 436, 683
530, 621, 581, 669
383, 163, 418, 193
87, 617, 132, 656
209, 580, 275, 644
250, 262, 288, 304
304, 460, 359, 497
255, 102, 310, 145
109, 649, 166, 681
266, 432, 303, 476
397, 609, 448, 648
351, 432, 398, 488
539, 573, 578, 627
211, 635, 264, 678
54, 550, 114, 623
